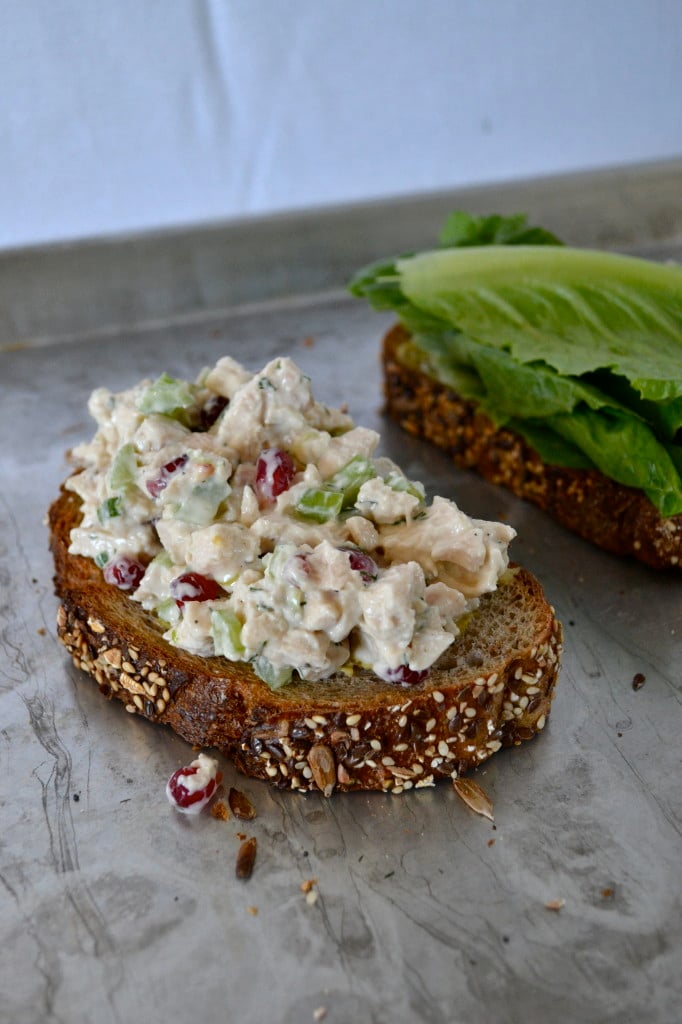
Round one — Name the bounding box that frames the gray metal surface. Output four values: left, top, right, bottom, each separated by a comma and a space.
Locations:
1, 170, 681, 1024
2, 157, 682, 350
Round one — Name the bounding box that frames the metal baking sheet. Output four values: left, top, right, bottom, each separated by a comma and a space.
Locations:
1, 164, 681, 1024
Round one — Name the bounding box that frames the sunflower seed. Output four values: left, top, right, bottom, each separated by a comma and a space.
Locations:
307, 744, 336, 797
228, 787, 257, 821
235, 837, 257, 879
452, 777, 494, 821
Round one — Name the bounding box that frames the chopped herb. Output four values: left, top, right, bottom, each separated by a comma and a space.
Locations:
97, 496, 122, 523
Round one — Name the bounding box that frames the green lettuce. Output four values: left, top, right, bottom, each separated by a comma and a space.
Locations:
349, 212, 682, 516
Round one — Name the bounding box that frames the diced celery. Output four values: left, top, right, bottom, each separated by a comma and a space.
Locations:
149, 549, 173, 570
384, 470, 426, 502
108, 443, 137, 492
252, 654, 293, 689
137, 373, 197, 420
156, 598, 178, 624
211, 608, 245, 660
286, 587, 306, 619
95, 551, 109, 568
289, 428, 325, 464
174, 478, 231, 525
295, 487, 344, 522
264, 543, 296, 581
328, 456, 376, 505
97, 496, 122, 523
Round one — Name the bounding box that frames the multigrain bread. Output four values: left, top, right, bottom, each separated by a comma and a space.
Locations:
383, 324, 682, 570
50, 485, 562, 795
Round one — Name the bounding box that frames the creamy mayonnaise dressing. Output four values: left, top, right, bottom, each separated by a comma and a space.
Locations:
67, 356, 515, 687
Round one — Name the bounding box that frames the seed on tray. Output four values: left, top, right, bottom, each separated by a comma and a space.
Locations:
228, 787, 257, 820
236, 837, 257, 880
452, 777, 494, 821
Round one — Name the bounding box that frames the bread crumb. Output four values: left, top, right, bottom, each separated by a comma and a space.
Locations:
313, 1008, 327, 1022
247, 905, 259, 916
37, 627, 46, 636
300, 878, 318, 894
544, 898, 565, 912
302, 335, 315, 348
210, 800, 230, 821
601, 887, 614, 899
487, 838, 495, 847
305, 889, 319, 906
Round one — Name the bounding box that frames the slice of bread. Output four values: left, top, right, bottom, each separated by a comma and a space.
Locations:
50, 485, 562, 795
383, 324, 682, 570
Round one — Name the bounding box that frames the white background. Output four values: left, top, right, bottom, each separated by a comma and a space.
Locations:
1, 0, 681, 250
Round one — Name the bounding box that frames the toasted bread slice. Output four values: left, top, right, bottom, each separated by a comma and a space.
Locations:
383, 324, 682, 570
50, 485, 562, 794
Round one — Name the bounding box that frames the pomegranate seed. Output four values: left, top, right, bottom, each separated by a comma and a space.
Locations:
146, 453, 189, 498
103, 556, 146, 591
346, 549, 378, 583
382, 665, 428, 686
255, 448, 296, 503
166, 754, 221, 814
170, 571, 221, 607
199, 394, 228, 429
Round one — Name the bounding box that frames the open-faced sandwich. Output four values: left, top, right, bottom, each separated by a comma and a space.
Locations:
350, 212, 682, 569
50, 354, 561, 794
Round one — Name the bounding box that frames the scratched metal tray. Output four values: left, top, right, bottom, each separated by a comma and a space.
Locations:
2, 161, 681, 1024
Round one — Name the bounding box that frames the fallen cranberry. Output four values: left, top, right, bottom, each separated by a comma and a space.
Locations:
166, 753, 221, 814
103, 556, 146, 591
146, 454, 189, 498
255, 448, 296, 503
170, 571, 221, 607
382, 665, 428, 686
346, 549, 378, 583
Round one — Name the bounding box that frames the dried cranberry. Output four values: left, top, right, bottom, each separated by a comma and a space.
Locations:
255, 448, 296, 503
166, 763, 219, 813
146, 454, 189, 498
382, 665, 428, 686
103, 556, 146, 591
200, 394, 228, 429
346, 549, 378, 583
170, 571, 221, 607
284, 552, 311, 585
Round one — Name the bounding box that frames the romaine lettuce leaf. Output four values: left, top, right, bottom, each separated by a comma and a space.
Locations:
506, 419, 596, 470
396, 246, 682, 401
350, 211, 682, 516
438, 210, 564, 248
547, 408, 682, 517
410, 331, 682, 513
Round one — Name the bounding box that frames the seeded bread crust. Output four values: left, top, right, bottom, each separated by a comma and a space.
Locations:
383, 324, 682, 571
49, 485, 562, 795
